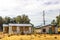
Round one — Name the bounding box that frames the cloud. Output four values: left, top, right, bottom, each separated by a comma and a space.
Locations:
44, 1, 60, 5
0, 0, 59, 26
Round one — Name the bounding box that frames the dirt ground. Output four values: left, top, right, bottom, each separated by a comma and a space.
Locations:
0, 33, 60, 40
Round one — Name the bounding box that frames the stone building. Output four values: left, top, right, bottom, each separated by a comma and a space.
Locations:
34, 24, 58, 34
41, 24, 58, 34
34, 27, 42, 34
3, 23, 33, 34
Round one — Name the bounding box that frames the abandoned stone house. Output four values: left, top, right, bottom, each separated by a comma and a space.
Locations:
34, 27, 41, 34
41, 24, 58, 34
3, 23, 33, 34
34, 24, 58, 34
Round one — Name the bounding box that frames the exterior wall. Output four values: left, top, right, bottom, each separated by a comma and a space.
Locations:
19, 26, 32, 34
35, 29, 41, 33
8, 26, 32, 34
41, 26, 58, 34
29, 27, 32, 33
58, 27, 60, 32
3, 26, 9, 33
41, 27, 49, 33
9, 26, 19, 34
3, 27, 5, 33
3, 24, 33, 34
12, 26, 17, 34
17, 26, 20, 33
46, 27, 49, 33
19, 27, 23, 32
9, 26, 12, 34
51, 26, 55, 33
55, 27, 58, 33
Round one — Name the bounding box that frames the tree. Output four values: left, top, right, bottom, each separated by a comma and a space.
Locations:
51, 19, 56, 25
13, 18, 16, 23
21, 14, 30, 24
0, 16, 3, 31
3, 14, 30, 24
25, 16, 30, 23
15, 15, 21, 23
0, 14, 31, 31
4, 17, 11, 24
51, 15, 60, 27
56, 15, 60, 26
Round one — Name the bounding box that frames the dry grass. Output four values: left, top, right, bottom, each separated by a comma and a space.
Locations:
0, 32, 60, 40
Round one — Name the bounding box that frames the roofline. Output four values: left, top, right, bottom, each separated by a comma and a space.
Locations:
3, 23, 33, 27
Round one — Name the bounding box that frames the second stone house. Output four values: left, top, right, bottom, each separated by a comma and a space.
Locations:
41, 24, 58, 34
34, 26, 42, 34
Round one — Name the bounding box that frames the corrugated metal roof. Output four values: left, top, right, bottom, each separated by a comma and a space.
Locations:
3, 24, 8, 27
3, 24, 32, 27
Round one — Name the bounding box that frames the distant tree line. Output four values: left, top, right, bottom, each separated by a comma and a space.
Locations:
0, 14, 32, 31
3, 14, 30, 24
51, 15, 60, 27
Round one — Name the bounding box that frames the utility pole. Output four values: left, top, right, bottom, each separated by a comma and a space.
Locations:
43, 10, 45, 25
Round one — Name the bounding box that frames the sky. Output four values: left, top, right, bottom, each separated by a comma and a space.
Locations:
0, 0, 60, 26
